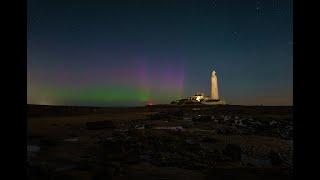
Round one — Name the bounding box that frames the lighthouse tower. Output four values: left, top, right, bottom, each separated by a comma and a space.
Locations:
211, 70, 219, 100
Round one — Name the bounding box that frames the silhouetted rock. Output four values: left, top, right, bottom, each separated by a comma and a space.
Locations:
200, 136, 217, 143
269, 151, 282, 165
86, 120, 115, 130
192, 115, 212, 122
92, 166, 115, 180
28, 162, 52, 180
223, 144, 242, 161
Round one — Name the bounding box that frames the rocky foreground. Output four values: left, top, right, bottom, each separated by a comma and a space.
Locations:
27, 105, 293, 180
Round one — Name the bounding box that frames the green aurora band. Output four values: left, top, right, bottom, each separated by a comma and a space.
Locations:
28, 85, 183, 106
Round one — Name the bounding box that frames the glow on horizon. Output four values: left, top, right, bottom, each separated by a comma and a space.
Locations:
28, 61, 186, 106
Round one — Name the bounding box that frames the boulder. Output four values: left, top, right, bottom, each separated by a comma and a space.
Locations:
223, 144, 242, 161
200, 136, 217, 143
269, 151, 282, 165
86, 120, 115, 130
192, 115, 212, 122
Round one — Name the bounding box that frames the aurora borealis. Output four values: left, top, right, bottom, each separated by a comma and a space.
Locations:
28, 56, 186, 106
28, 0, 293, 106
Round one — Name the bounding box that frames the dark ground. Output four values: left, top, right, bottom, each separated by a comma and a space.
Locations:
27, 104, 293, 180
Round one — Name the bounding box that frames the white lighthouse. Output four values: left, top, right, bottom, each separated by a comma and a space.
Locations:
211, 70, 219, 100
171, 70, 226, 105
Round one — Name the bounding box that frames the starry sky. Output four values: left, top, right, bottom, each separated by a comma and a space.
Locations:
27, 0, 293, 106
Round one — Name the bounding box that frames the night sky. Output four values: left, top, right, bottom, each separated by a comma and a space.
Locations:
27, 0, 293, 106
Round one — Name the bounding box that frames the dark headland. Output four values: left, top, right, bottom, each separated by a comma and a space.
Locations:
28, 104, 292, 180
